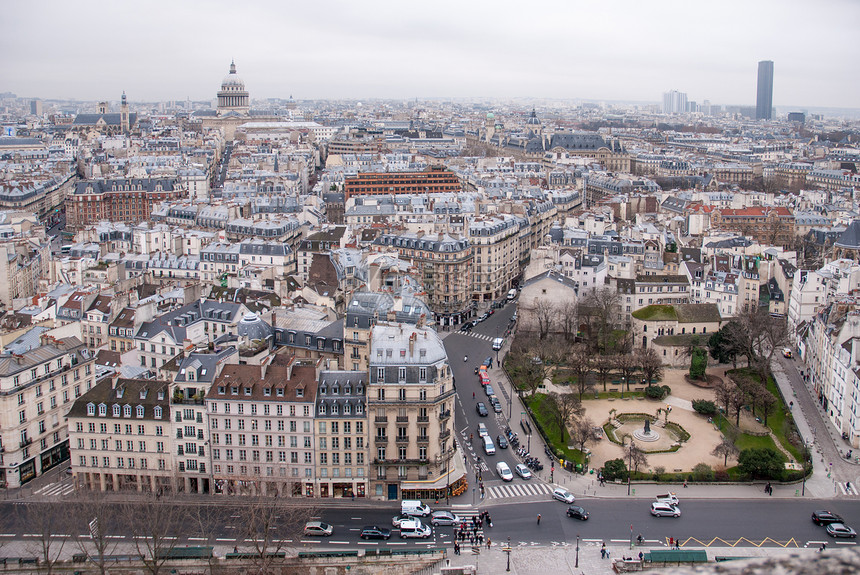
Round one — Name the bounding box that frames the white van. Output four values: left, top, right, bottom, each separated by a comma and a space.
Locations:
492, 337, 504, 351
655, 493, 680, 506
507, 288, 517, 300
496, 461, 513, 481
399, 519, 432, 539
401, 500, 432, 517
483, 435, 496, 455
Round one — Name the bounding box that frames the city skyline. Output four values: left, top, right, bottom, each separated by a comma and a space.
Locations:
1, 0, 858, 110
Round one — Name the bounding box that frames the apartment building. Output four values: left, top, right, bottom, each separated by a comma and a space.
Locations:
297, 226, 348, 285
0, 335, 96, 488
208, 355, 318, 497
66, 178, 186, 231
68, 378, 173, 492
372, 231, 474, 326
169, 347, 237, 494
0, 239, 50, 309
343, 291, 432, 372
343, 167, 460, 200
711, 206, 795, 248
315, 370, 368, 498
618, 274, 690, 313
367, 324, 463, 501
81, 294, 115, 350
468, 215, 521, 302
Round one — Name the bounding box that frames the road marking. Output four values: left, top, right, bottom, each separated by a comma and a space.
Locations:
350, 517, 362, 520
328, 541, 349, 544
681, 536, 800, 548
0, 534, 16, 537
106, 535, 124, 539
188, 537, 207, 541
357, 542, 378, 545
216, 538, 236, 542
388, 542, 407, 545
300, 540, 322, 544
835, 541, 857, 545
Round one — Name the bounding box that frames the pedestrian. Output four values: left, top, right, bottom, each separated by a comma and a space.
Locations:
487, 513, 493, 527
675, 538, 680, 550
606, 550, 610, 559
601, 548, 606, 559
789, 401, 793, 409
487, 537, 491, 549
537, 513, 541, 525
470, 533, 474, 545
638, 551, 644, 561
469, 433, 473, 444
473, 392, 475, 399
478, 534, 484, 545
233, 546, 238, 554
683, 479, 688, 488
847, 481, 852, 492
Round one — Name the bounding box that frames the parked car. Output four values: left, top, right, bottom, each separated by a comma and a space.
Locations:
476, 402, 489, 417
479, 312, 490, 322
826, 523, 857, 538
812, 510, 845, 525
303, 521, 333, 536
490, 395, 502, 413
477, 423, 489, 437
430, 511, 461, 526
566, 505, 589, 520
460, 323, 472, 332
485, 384, 495, 397
515, 463, 532, 479
484, 356, 493, 368
399, 519, 432, 539
496, 434, 508, 449
553, 488, 575, 504
360, 525, 391, 540
492, 337, 504, 351
655, 493, 680, 506
391, 513, 413, 528
783, 347, 793, 358
496, 461, 514, 481
650, 502, 681, 517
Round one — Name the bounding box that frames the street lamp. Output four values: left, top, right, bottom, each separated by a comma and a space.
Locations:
575, 534, 580, 568
505, 536, 512, 572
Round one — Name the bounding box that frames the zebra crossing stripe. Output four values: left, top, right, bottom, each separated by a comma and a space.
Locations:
838, 483, 858, 496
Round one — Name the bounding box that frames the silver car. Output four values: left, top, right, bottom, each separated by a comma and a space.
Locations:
650, 502, 681, 517
430, 510, 461, 526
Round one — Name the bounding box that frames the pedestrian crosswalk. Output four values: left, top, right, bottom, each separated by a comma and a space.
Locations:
837, 482, 859, 496
466, 333, 494, 342
486, 481, 553, 500
33, 481, 74, 497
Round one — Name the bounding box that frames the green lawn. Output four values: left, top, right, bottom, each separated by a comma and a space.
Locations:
631, 305, 677, 321
734, 433, 783, 454
525, 393, 585, 465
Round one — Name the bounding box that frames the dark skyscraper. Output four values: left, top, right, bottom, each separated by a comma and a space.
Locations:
756, 60, 774, 120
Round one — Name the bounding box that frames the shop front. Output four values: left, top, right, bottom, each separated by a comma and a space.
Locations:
18, 458, 37, 485
40, 440, 70, 474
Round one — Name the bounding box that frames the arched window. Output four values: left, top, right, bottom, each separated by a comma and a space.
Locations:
87, 403, 95, 416
136, 405, 144, 418
112, 404, 121, 417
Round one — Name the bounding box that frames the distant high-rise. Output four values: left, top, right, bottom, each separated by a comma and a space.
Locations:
756, 60, 774, 120
662, 89, 687, 114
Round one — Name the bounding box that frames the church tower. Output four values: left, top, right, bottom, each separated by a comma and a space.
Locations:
120, 91, 130, 134
217, 60, 250, 116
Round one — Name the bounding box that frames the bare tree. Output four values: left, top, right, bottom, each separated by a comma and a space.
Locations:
120, 494, 182, 575
713, 378, 736, 416
20, 503, 73, 575
593, 354, 613, 393
636, 347, 665, 386
757, 386, 778, 426
189, 503, 232, 575
558, 300, 579, 342
567, 344, 593, 400
70, 492, 124, 575
729, 383, 747, 426
507, 345, 550, 398
711, 437, 740, 468
580, 286, 621, 353
569, 416, 596, 457
539, 392, 583, 444
614, 353, 638, 392
534, 299, 556, 340
625, 440, 648, 474
236, 498, 314, 574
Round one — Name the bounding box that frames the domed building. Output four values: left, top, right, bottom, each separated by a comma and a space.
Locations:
217, 60, 250, 116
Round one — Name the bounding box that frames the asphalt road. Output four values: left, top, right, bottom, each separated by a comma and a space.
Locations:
3, 499, 859, 549
445, 301, 518, 482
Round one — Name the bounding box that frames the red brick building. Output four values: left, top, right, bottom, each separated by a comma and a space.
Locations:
66, 178, 185, 230
710, 206, 795, 248
343, 167, 460, 200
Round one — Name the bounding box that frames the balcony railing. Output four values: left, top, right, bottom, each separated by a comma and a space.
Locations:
395, 436, 409, 444
19, 438, 32, 448
374, 435, 388, 444
439, 410, 451, 421
439, 429, 451, 440
395, 416, 409, 423
374, 416, 388, 423
416, 416, 429, 423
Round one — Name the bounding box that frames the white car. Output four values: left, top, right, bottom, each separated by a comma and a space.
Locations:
655, 493, 680, 506
477, 423, 489, 438
515, 464, 532, 479
553, 488, 575, 504
496, 461, 514, 481
303, 521, 334, 536
650, 502, 681, 517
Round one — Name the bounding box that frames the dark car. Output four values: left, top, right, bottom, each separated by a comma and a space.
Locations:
484, 357, 493, 368
496, 434, 508, 449
490, 396, 502, 413
812, 510, 844, 525
566, 505, 589, 520
476, 402, 489, 417
360, 525, 392, 540
460, 323, 472, 332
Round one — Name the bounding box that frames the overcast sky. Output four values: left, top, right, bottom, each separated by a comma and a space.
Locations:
2, 0, 857, 109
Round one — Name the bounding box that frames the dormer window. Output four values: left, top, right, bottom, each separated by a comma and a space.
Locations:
157, 390, 165, 401
319, 404, 326, 415
154, 406, 162, 419
116, 388, 124, 399
123, 405, 132, 418
139, 389, 148, 400
332, 403, 339, 415
263, 387, 271, 396
112, 404, 121, 417
87, 403, 95, 416
276, 388, 284, 397
296, 387, 304, 398
332, 385, 339, 395
356, 403, 363, 414
344, 403, 351, 414
231, 387, 238, 395
136, 405, 144, 418
244, 387, 251, 396
218, 386, 225, 395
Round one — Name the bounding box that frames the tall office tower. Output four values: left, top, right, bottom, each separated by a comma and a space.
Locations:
662, 90, 688, 114
756, 60, 774, 120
